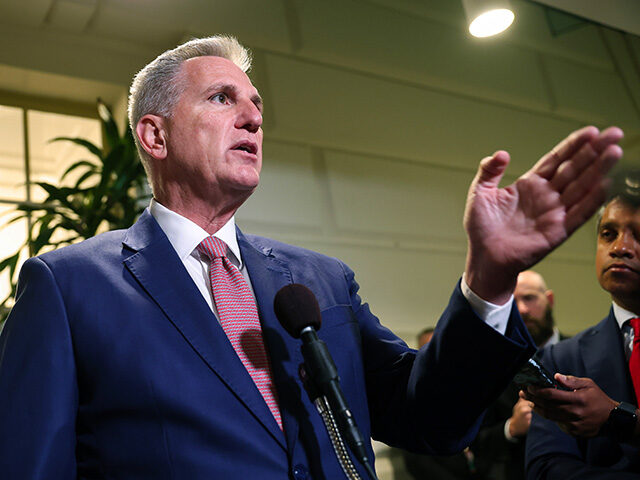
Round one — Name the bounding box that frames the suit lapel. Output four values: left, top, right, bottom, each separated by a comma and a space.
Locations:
580, 310, 634, 402
121, 211, 286, 449
238, 230, 307, 458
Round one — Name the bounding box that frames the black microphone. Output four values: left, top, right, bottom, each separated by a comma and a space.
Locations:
274, 284, 373, 475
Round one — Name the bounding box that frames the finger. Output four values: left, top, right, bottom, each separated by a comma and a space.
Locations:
564, 162, 619, 237
549, 141, 598, 193
564, 178, 610, 236
543, 127, 621, 193
532, 126, 599, 180
590, 126, 624, 153
515, 397, 534, 409
527, 385, 579, 405
560, 144, 622, 209
557, 127, 623, 202
473, 151, 511, 190
554, 373, 592, 390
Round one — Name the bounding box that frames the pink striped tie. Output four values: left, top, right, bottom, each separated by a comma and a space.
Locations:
197, 236, 282, 430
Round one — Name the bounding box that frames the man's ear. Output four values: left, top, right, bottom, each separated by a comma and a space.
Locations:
546, 289, 555, 308
136, 115, 168, 160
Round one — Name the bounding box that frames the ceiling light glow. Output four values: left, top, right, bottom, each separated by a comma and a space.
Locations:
462, 0, 515, 38
469, 9, 514, 37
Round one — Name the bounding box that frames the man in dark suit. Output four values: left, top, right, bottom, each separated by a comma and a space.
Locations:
472, 270, 565, 480
0, 35, 623, 479
525, 176, 640, 479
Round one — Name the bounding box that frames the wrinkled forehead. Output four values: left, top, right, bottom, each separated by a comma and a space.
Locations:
179, 55, 257, 92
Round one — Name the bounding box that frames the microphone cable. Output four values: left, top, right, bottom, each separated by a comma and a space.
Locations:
314, 394, 364, 480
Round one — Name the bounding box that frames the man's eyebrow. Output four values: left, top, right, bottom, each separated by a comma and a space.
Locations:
599, 220, 618, 231
203, 83, 236, 96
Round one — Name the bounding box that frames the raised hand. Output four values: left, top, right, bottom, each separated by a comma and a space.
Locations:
464, 126, 623, 303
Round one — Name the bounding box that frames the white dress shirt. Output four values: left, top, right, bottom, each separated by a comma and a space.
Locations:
615, 302, 640, 361
149, 199, 256, 318
149, 199, 511, 335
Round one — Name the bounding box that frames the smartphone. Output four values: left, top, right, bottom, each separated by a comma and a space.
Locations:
513, 357, 557, 389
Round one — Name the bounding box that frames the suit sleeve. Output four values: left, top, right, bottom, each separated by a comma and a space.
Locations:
340, 261, 536, 454
0, 257, 78, 479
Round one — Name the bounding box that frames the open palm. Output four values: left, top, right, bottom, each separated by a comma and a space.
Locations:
464, 126, 623, 303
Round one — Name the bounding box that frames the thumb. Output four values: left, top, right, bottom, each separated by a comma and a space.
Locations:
474, 151, 510, 190
555, 373, 589, 390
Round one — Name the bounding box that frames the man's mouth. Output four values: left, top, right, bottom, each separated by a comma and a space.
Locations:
231, 141, 258, 155
605, 263, 639, 274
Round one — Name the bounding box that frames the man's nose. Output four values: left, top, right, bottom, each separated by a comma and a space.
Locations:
236, 99, 262, 133
516, 299, 529, 314
610, 231, 634, 258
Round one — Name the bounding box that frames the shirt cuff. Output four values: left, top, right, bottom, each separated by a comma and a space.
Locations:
504, 418, 519, 443
461, 273, 512, 335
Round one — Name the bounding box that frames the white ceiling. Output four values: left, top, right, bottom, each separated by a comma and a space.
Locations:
0, 0, 638, 111
533, 0, 640, 36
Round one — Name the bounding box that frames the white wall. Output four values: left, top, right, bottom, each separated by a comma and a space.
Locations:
232, 0, 640, 340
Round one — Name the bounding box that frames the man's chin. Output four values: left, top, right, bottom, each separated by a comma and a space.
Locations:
233, 168, 261, 192
224, 171, 260, 192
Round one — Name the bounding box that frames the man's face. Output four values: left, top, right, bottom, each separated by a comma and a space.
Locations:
596, 199, 640, 312
160, 55, 263, 203
514, 272, 554, 346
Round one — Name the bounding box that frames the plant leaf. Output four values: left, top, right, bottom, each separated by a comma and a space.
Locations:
97, 99, 120, 153
60, 160, 99, 182
50, 136, 102, 160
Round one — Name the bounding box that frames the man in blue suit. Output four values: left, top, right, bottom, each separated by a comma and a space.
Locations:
0, 35, 624, 479
525, 177, 640, 479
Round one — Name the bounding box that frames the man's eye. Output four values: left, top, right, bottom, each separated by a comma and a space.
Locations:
210, 93, 228, 104
600, 229, 616, 241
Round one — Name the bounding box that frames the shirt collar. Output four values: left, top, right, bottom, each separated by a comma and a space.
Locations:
149, 199, 243, 268
539, 327, 561, 348
614, 301, 639, 330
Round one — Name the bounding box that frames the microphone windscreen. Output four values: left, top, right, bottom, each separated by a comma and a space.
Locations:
274, 284, 322, 338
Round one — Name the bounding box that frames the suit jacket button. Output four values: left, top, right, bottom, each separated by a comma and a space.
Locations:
292, 464, 308, 480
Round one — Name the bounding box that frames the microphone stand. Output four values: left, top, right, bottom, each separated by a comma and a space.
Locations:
298, 327, 379, 480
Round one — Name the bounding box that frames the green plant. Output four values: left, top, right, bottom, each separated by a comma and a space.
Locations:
0, 100, 149, 323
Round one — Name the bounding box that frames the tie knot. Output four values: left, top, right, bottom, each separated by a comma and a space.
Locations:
629, 318, 640, 336
197, 236, 228, 259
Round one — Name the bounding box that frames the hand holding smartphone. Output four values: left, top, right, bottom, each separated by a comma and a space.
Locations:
513, 357, 558, 389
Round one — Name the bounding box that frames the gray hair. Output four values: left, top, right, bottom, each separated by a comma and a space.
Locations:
127, 35, 252, 180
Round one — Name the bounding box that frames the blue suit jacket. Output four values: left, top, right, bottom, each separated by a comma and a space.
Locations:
0, 210, 534, 479
526, 311, 640, 479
